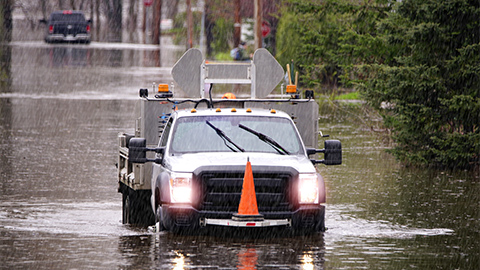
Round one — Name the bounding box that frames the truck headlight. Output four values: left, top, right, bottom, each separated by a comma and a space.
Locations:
299, 174, 319, 204
170, 173, 192, 203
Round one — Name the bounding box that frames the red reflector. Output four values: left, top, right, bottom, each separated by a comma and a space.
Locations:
86, 25, 90, 32
246, 223, 256, 226
49, 25, 53, 33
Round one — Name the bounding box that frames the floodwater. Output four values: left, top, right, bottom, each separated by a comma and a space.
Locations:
1, 40, 479, 269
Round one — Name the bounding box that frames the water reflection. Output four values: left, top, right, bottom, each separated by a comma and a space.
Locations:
118, 233, 326, 269
3, 43, 183, 98
301, 252, 315, 270
172, 251, 186, 270
48, 47, 91, 67
237, 248, 258, 270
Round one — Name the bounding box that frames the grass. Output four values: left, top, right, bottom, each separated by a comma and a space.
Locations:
214, 52, 233, 61
334, 91, 361, 100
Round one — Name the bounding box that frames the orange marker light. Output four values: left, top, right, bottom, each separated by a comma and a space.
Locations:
222, 92, 236, 99
158, 84, 169, 92
286, 85, 297, 93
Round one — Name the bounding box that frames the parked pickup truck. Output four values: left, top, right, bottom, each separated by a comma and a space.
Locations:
40, 10, 91, 43
117, 49, 342, 234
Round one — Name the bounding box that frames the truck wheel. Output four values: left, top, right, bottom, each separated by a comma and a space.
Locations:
121, 186, 155, 226
316, 215, 326, 232
155, 207, 166, 231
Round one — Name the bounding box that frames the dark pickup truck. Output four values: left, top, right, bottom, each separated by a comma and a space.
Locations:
40, 11, 91, 43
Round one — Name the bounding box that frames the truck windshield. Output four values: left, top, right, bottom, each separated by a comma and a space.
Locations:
50, 14, 86, 22
170, 115, 303, 155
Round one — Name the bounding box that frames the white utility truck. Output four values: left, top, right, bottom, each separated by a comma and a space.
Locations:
117, 49, 341, 233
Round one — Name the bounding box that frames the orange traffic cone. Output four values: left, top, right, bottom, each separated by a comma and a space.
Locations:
233, 158, 264, 221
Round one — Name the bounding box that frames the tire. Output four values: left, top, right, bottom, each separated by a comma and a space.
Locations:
155, 206, 166, 231
291, 207, 326, 234
316, 213, 326, 232
122, 192, 130, 224
120, 185, 155, 227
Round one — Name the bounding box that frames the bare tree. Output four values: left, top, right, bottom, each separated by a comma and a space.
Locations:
164, 0, 178, 20
127, 0, 137, 32
0, 0, 13, 90
103, 0, 122, 42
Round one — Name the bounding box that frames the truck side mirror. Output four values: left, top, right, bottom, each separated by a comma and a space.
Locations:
306, 140, 342, 165
128, 137, 165, 164
324, 140, 342, 165
128, 138, 147, 163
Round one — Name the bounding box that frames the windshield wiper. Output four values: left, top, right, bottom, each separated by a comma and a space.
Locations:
206, 121, 245, 152
238, 124, 290, 155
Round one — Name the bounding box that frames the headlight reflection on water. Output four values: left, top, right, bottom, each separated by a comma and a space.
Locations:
301, 252, 315, 270
173, 251, 186, 270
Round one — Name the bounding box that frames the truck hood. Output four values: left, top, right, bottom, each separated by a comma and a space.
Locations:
164, 152, 316, 174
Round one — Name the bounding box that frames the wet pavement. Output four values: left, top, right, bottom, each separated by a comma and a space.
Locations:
1, 38, 479, 269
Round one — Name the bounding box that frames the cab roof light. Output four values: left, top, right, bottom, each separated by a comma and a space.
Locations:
158, 84, 169, 93
246, 108, 252, 113
63, 10, 73, 14
191, 108, 197, 113
270, 109, 276, 114
231, 108, 237, 112
286, 85, 297, 94
216, 108, 221, 112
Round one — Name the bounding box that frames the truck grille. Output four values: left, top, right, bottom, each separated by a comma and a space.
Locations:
196, 171, 294, 213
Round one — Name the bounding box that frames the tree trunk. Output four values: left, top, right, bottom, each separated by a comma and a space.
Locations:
205, 0, 213, 56
128, 0, 137, 33
152, 0, 161, 44
254, 0, 262, 49
164, 0, 179, 20
234, 0, 240, 47
104, 0, 122, 42
0, 0, 12, 91
0, 0, 12, 43
95, 0, 100, 41
40, 0, 48, 20
186, 0, 193, 48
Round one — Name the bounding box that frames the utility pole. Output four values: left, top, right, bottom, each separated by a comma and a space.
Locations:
234, 0, 241, 48
254, 0, 262, 49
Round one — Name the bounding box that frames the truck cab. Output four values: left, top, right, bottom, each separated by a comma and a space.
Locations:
117, 49, 341, 234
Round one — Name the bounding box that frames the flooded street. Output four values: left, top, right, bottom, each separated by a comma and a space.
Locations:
0, 39, 479, 269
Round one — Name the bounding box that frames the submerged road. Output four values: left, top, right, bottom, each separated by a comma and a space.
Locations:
0, 39, 478, 269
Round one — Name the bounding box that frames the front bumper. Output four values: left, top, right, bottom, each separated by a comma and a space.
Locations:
159, 204, 325, 231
